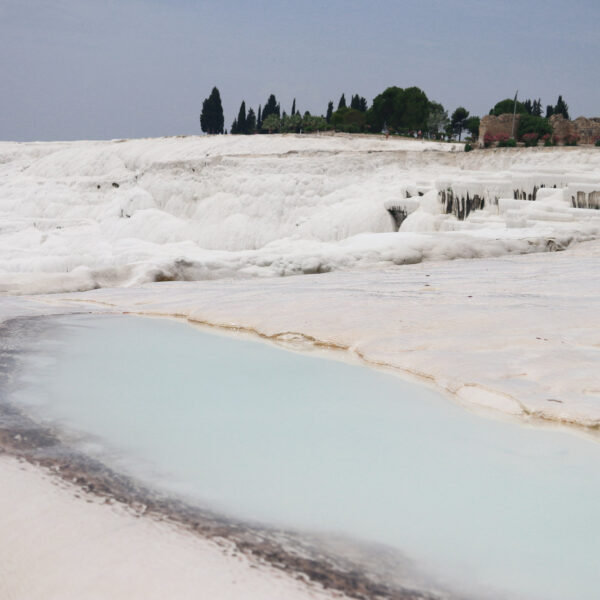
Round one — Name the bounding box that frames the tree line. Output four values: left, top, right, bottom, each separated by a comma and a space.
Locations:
199, 86, 571, 142
489, 95, 569, 120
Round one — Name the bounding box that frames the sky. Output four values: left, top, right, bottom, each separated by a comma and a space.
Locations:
1, 0, 599, 141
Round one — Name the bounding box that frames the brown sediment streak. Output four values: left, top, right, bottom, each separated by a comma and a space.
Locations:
0, 406, 444, 600
187, 317, 349, 352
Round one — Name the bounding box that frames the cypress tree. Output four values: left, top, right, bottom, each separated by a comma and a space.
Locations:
338, 94, 346, 109
359, 96, 368, 112
236, 101, 247, 134
257, 105, 262, 130
246, 108, 256, 134
532, 99, 542, 117
523, 99, 532, 115
291, 98, 296, 116
546, 105, 554, 119
326, 101, 333, 123
350, 94, 360, 110
200, 86, 224, 134
554, 95, 569, 119
263, 94, 279, 120
231, 118, 238, 134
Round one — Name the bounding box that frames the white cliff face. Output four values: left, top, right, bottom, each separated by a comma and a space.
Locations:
1, 135, 599, 295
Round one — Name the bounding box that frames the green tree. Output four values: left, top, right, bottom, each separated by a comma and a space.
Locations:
401, 87, 430, 131
518, 114, 552, 138
235, 101, 247, 134
465, 116, 480, 139
523, 99, 533, 115
230, 119, 238, 135
262, 94, 280, 121
257, 105, 262, 130
262, 114, 280, 133
326, 101, 334, 123
451, 107, 469, 140
280, 113, 302, 133
302, 114, 327, 133
200, 86, 224, 134
291, 98, 296, 115
426, 101, 448, 137
367, 86, 429, 133
554, 95, 570, 119
246, 108, 256, 134
367, 87, 404, 132
490, 98, 527, 116
350, 94, 367, 112
545, 105, 554, 119
331, 107, 366, 132
338, 93, 346, 109
532, 99, 542, 117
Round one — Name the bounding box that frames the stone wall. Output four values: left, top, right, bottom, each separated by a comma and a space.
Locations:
550, 115, 600, 144
479, 113, 600, 146
478, 114, 521, 146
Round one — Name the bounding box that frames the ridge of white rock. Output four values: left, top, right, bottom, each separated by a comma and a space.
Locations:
1, 135, 599, 295
1, 238, 593, 430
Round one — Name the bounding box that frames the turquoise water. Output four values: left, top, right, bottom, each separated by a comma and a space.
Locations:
6, 315, 600, 599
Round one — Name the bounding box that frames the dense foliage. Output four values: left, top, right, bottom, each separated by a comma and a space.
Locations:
490, 98, 528, 116
465, 116, 480, 139
262, 94, 281, 122
350, 94, 368, 112
450, 107, 469, 141
426, 102, 449, 137
517, 114, 552, 139
553, 95, 570, 120
367, 86, 430, 134
200, 87, 574, 145
330, 107, 367, 133
199, 87, 224, 134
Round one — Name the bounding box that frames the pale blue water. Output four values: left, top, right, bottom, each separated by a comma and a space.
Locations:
6, 315, 600, 599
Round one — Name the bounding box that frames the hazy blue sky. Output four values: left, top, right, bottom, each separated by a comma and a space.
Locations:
1, 0, 598, 141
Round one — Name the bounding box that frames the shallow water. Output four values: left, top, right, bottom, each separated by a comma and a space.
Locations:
5, 314, 600, 599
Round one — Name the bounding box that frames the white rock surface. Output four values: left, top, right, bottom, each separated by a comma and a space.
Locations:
0, 456, 347, 600
1, 135, 599, 599
1, 135, 599, 295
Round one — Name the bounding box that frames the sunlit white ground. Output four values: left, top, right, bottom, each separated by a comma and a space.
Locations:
30, 237, 597, 429
0, 456, 347, 600
5, 314, 600, 600
1, 135, 599, 295
1, 134, 599, 599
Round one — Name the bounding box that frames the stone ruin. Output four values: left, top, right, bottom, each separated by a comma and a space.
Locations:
478, 113, 521, 145
478, 113, 600, 147
549, 114, 600, 144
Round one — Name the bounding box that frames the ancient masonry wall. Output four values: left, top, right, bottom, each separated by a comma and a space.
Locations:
478, 113, 600, 146
549, 115, 600, 144
478, 114, 520, 144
